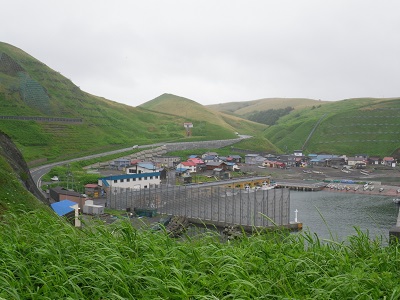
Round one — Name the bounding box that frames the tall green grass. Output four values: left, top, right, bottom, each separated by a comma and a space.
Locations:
1, 209, 400, 299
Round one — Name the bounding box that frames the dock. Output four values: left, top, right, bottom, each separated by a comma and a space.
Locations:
275, 180, 327, 191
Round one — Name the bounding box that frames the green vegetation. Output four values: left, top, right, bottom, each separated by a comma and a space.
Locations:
1, 207, 400, 298
247, 106, 294, 125
263, 98, 400, 156
139, 93, 266, 137
206, 97, 328, 116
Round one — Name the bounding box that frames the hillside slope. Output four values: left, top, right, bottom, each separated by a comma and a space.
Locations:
263, 97, 400, 157
0, 43, 247, 163
139, 93, 267, 136
207, 97, 328, 116
0, 131, 49, 215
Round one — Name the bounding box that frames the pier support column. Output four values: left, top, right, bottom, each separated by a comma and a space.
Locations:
389, 207, 400, 244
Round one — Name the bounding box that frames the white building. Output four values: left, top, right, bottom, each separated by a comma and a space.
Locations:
126, 162, 156, 174
98, 172, 161, 190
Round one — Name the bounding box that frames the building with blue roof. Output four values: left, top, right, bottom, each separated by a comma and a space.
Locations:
98, 172, 161, 190
50, 200, 81, 227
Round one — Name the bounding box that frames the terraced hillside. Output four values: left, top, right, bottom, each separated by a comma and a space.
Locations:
264, 98, 400, 157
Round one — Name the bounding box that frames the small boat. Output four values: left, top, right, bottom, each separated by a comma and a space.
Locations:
393, 198, 400, 204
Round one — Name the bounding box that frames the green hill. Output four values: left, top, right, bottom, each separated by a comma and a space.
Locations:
0, 43, 255, 164
206, 97, 329, 116
139, 93, 267, 136
263, 97, 400, 157
139, 94, 280, 153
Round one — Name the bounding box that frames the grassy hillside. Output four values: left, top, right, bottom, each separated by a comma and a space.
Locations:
140, 93, 267, 137
0, 43, 249, 164
207, 97, 328, 116
264, 98, 400, 156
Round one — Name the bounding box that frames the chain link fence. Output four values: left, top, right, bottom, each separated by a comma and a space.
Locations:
107, 185, 290, 227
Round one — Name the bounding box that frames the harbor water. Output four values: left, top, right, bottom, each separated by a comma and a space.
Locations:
290, 190, 399, 243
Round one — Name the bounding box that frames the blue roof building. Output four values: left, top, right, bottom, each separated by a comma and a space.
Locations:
51, 200, 77, 216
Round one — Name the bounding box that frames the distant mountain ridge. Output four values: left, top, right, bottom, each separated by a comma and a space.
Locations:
206, 97, 328, 117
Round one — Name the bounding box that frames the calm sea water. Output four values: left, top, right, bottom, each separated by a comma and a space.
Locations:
289, 190, 399, 243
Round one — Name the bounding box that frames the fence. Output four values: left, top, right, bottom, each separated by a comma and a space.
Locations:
107, 185, 290, 228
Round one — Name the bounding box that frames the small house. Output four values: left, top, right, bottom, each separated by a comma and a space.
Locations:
206, 161, 227, 171
245, 154, 265, 165
382, 157, 396, 167
213, 168, 230, 179
49, 186, 85, 208
176, 161, 197, 173
51, 200, 80, 227
84, 184, 103, 198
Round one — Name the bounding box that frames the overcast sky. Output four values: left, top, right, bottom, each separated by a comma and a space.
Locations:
2, 0, 400, 106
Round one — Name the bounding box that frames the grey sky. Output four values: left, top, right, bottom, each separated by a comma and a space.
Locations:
2, 0, 400, 106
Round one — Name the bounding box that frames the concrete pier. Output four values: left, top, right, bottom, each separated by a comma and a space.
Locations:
275, 180, 326, 192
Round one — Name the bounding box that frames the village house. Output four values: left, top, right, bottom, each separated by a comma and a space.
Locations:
224, 162, 240, 171
347, 156, 366, 167
227, 155, 242, 163
368, 156, 381, 165
49, 186, 86, 208
202, 155, 218, 163
262, 160, 286, 168
293, 150, 303, 156
206, 161, 227, 171
382, 157, 396, 167
202, 152, 218, 159
126, 162, 157, 174
175, 161, 197, 173
84, 183, 103, 198
188, 157, 204, 165
51, 200, 80, 227
153, 155, 181, 168
278, 155, 297, 167
212, 168, 230, 180
245, 154, 265, 165
110, 158, 130, 170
